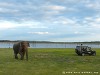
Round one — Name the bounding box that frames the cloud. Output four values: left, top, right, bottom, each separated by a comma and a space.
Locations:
42, 5, 66, 19
45, 16, 77, 26
0, 1, 19, 14
28, 32, 49, 35
19, 21, 48, 29
83, 17, 100, 29
45, 5, 66, 11
0, 0, 83, 22
74, 31, 85, 34
0, 2, 13, 7
0, 8, 19, 13
0, 20, 20, 29
95, 17, 100, 23
0, 20, 48, 30
0, 0, 100, 41
84, 0, 100, 10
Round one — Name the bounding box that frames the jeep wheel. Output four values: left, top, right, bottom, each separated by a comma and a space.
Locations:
82, 53, 85, 56
93, 52, 96, 56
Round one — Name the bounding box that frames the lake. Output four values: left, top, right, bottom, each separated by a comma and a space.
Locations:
0, 42, 100, 48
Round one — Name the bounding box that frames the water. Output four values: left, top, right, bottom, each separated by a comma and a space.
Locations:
0, 42, 100, 48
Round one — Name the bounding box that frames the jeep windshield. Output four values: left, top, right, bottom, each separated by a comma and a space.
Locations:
76, 46, 80, 49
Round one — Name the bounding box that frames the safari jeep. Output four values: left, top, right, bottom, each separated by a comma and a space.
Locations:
75, 46, 96, 56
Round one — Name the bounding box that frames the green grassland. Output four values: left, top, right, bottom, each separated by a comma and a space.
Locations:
0, 48, 100, 75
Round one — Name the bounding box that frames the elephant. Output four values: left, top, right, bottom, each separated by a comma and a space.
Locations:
13, 41, 30, 61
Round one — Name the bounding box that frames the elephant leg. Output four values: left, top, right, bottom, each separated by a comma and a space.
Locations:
19, 52, 24, 60
19, 47, 23, 60
21, 51, 25, 60
14, 50, 18, 59
19, 51, 25, 60
14, 53, 18, 59
23, 51, 25, 59
26, 49, 28, 61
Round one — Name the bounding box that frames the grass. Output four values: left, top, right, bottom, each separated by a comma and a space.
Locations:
0, 48, 100, 75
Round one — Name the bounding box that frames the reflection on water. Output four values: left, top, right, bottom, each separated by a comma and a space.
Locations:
0, 42, 100, 48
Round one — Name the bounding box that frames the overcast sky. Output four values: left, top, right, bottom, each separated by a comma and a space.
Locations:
0, 0, 100, 42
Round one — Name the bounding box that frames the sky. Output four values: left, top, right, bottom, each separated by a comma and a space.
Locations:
0, 0, 100, 42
